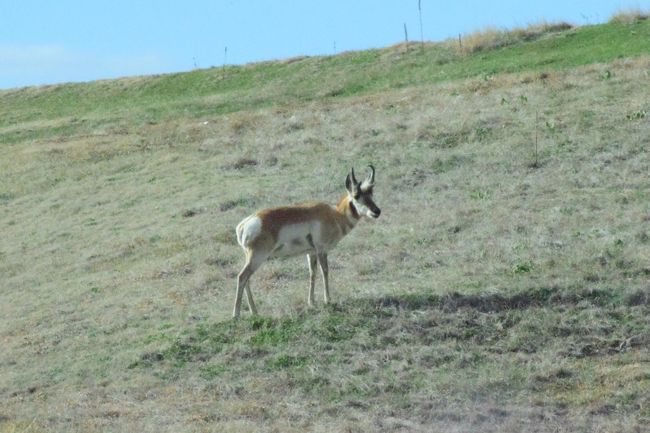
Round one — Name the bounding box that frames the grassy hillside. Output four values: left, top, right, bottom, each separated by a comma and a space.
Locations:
1, 18, 650, 432
2, 19, 650, 129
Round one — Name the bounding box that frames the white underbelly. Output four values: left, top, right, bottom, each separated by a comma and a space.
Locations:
272, 222, 321, 257
272, 242, 314, 257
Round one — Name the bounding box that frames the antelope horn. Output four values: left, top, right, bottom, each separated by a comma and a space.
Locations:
350, 167, 359, 186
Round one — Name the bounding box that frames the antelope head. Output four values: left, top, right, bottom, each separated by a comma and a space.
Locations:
345, 165, 381, 219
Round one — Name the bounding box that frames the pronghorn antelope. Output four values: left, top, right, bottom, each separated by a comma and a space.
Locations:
233, 166, 381, 317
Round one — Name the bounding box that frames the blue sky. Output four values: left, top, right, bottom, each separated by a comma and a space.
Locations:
1, 0, 648, 89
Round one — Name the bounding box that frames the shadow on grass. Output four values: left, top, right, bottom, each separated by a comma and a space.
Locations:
366, 286, 649, 313
131, 286, 649, 370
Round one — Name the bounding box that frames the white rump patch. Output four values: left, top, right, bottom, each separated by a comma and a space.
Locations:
237, 216, 262, 247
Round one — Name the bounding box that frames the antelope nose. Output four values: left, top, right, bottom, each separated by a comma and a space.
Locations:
374, 209, 381, 217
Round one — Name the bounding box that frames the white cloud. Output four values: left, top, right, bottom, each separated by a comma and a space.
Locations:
0, 44, 76, 65
0, 44, 80, 81
0, 44, 168, 89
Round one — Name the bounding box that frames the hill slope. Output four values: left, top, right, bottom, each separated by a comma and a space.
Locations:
1, 19, 650, 433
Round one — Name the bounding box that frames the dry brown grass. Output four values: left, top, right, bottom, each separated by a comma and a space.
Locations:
458, 21, 573, 54
609, 8, 650, 25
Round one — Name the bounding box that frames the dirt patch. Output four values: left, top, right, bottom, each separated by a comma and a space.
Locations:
625, 288, 650, 306
182, 208, 203, 218
559, 334, 650, 358
230, 158, 258, 170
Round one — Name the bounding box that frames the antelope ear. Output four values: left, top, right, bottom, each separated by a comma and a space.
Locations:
367, 164, 375, 185
346, 171, 361, 196
361, 164, 375, 190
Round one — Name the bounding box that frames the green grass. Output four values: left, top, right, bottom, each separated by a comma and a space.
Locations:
1, 18, 650, 433
134, 288, 649, 425
2, 20, 650, 129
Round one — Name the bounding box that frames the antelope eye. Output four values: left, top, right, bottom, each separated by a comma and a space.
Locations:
353, 193, 360, 200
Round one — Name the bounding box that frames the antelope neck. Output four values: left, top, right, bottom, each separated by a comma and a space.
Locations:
336, 195, 360, 233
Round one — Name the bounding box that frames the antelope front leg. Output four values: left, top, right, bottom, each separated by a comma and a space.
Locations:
307, 253, 317, 306
317, 253, 330, 304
